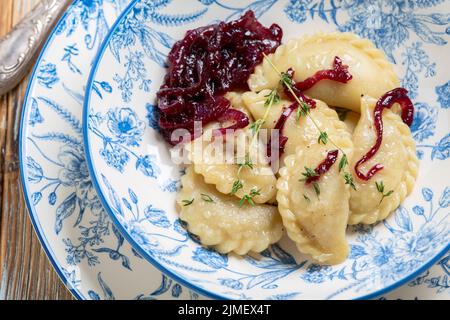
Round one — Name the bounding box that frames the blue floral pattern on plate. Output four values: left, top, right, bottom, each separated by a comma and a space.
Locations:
83, 0, 450, 299
20, 0, 197, 300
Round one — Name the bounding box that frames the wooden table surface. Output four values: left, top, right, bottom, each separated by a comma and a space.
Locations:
0, 0, 73, 300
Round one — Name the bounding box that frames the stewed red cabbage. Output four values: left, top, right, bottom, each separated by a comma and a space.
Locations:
156, 10, 282, 144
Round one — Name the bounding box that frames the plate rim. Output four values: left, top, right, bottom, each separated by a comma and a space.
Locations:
19, 0, 176, 301
82, 0, 222, 300
19, 0, 85, 300
82, 0, 450, 300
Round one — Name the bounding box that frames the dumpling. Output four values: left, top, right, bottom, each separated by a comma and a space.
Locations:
277, 144, 350, 264
248, 32, 399, 113
177, 166, 283, 254
185, 127, 277, 204
242, 91, 353, 163
349, 96, 419, 224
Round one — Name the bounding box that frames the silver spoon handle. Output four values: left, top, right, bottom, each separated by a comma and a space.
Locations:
0, 0, 72, 96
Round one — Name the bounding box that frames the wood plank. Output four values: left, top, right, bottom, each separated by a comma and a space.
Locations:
0, 0, 73, 300
0, 0, 16, 298
0, 0, 14, 236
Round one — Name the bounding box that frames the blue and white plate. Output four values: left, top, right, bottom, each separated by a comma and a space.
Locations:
20, 0, 197, 300
83, 0, 450, 299
19, 0, 449, 301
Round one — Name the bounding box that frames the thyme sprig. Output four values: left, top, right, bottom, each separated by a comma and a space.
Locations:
201, 193, 215, 203
230, 180, 244, 195
264, 89, 280, 107
182, 198, 194, 206
262, 53, 356, 190
339, 154, 349, 172
296, 102, 310, 120
313, 182, 321, 198
234, 89, 280, 198
239, 90, 279, 174
264, 53, 338, 150
299, 166, 319, 182
249, 119, 265, 136
318, 131, 329, 145
375, 181, 394, 204
344, 172, 357, 191
239, 188, 261, 207
299, 167, 321, 198
237, 153, 254, 176
249, 89, 280, 139
280, 72, 294, 87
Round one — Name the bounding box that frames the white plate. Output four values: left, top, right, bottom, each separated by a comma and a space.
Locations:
83, 0, 450, 299
20, 0, 198, 300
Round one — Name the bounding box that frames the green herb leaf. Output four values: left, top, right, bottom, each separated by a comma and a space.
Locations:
375, 181, 384, 193
237, 153, 254, 172
231, 180, 243, 195
264, 90, 280, 107
250, 188, 261, 197
318, 131, 329, 145
296, 102, 310, 120
339, 154, 348, 172
335, 107, 349, 121
344, 172, 357, 191
299, 166, 318, 182
376, 181, 394, 204
201, 194, 214, 203
182, 198, 194, 206
313, 182, 320, 198
385, 190, 394, 197
296, 107, 302, 121
238, 188, 260, 207
280, 72, 293, 87
251, 86, 279, 147
303, 194, 311, 202
239, 195, 255, 207
249, 119, 265, 136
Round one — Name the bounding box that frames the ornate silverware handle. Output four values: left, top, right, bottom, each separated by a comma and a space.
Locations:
0, 0, 72, 96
